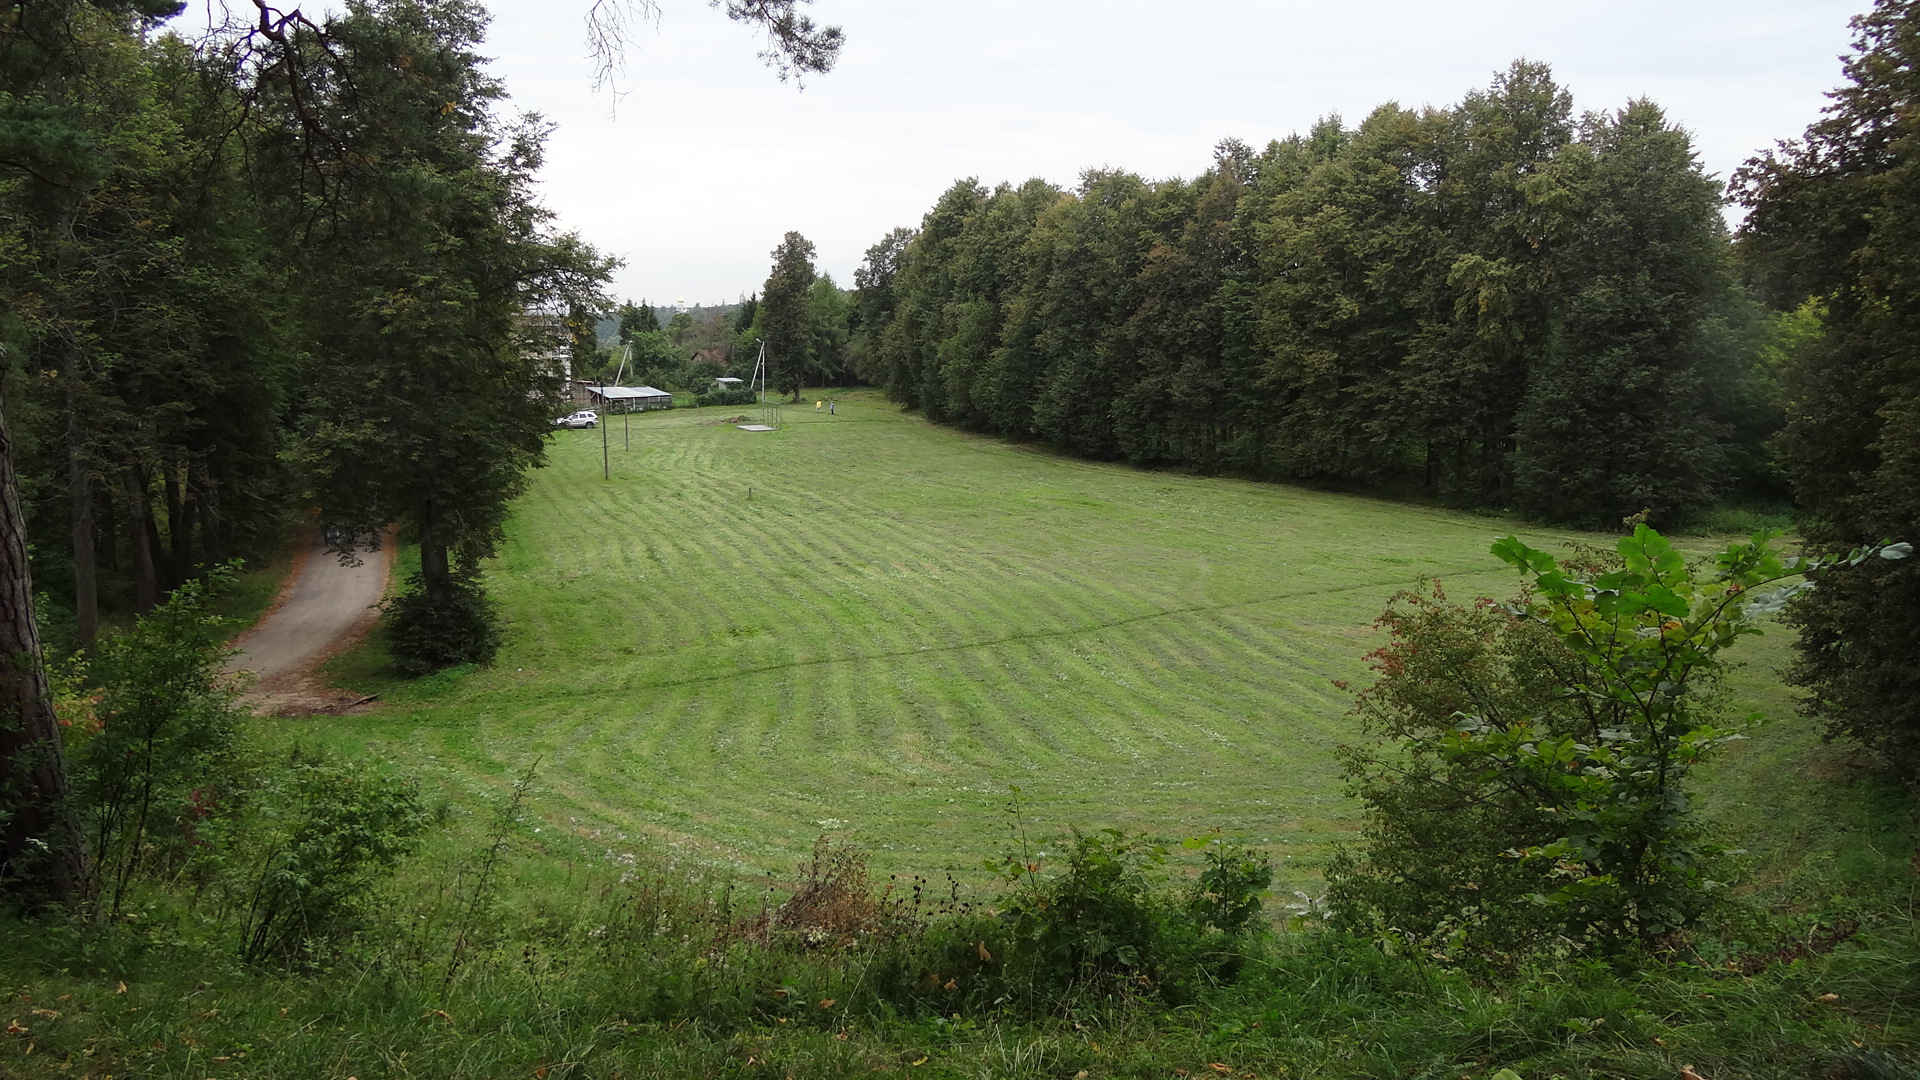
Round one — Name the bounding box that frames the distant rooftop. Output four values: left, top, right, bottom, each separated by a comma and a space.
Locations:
592, 385, 671, 399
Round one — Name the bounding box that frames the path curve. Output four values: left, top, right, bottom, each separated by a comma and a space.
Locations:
225, 532, 393, 716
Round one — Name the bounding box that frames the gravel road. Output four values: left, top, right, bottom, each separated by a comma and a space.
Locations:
225, 533, 392, 715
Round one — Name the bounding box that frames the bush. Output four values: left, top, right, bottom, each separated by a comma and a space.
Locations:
235, 750, 434, 963
1329, 526, 1912, 960
992, 827, 1168, 997
68, 571, 248, 917
987, 820, 1269, 1005
1184, 832, 1274, 977
695, 387, 758, 408
384, 570, 502, 676
1325, 579, 1597, 959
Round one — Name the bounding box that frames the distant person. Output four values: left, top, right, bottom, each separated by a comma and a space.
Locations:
829, 399, 836, 415
815, 400, 823, 411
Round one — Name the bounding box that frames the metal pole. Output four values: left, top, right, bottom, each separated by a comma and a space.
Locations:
601, 387, 609, 480
623, 406, 630, 451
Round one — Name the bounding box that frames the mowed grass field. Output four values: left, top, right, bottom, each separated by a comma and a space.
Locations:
306, 390, 1806, 887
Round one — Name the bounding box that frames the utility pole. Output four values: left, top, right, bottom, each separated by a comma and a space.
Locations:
615, 343, 632, 452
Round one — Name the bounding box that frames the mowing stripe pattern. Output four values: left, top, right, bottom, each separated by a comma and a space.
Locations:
325, 392, 1602, 884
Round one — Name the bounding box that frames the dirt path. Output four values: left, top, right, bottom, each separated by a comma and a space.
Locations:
225, 533, 393, 717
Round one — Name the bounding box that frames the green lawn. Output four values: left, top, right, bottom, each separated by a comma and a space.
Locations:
5, 393, 1906, 1080
304, 390, 1805, 887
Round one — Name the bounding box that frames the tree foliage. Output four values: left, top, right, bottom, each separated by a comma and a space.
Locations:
1735, 0, 1920, 778
0, 0, 199, 907
1330, 527, 1911, 958
0, 0, 616, 900
248, 0, 614, 671
759, 230, 818, 399
867, 63, 1764, 528
584, 0, 842, 93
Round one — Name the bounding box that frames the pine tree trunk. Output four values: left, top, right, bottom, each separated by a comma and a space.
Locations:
0, 394, 88, 906
56, 249, 98, 645
98, 490, 117, 573
195, 461, 222, 566
164, 461, 191, 587
124, 469, 159, 613
66, 390, 96, 646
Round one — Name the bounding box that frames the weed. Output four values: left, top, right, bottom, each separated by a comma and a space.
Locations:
443, 760, 538, 987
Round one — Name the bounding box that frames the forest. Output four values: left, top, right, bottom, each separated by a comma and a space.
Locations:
852, 62, 1774, 530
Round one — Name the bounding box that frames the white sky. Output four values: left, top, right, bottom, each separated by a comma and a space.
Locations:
220, 1, 1873, 307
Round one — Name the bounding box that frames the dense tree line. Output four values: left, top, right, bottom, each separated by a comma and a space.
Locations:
1737, 0, 1920, 780
859, 63, 1770, 528
0, 0, 610, 900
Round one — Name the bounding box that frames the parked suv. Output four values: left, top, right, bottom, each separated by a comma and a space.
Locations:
554, 410, 598, 429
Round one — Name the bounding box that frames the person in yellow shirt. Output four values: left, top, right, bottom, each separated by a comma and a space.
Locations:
815, 400, 823, 410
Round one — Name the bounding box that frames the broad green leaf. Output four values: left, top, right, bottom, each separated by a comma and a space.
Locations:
1641, 584, 1689, 618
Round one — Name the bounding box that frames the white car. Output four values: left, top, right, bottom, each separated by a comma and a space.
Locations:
554, 410, 599, 429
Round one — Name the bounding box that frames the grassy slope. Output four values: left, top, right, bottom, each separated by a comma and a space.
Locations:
299, 390, 1823, 891
5, 394, 1912, 1080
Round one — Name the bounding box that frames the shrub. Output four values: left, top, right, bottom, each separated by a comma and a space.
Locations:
695, 387, 758, 408
1326, 579, 1599, 958
384, 569, 502, 675
990, 825, 1177, 1002
1184, 832, 1273, 977
1329, 526, 1912, 959
68, 571, 248, 916
731, 835, 889, 949
236, 750, 434, 963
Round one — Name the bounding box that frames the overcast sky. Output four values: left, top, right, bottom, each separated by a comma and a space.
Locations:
219, 1, 1871, 307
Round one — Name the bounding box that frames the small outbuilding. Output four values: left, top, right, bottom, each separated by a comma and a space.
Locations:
589, 384, 674, 412
567, 378, 602, 407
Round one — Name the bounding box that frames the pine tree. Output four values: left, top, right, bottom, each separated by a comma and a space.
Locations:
760, 232, 819, 400
257, 0, 612, 673
1737, 0, 1920, 776
0, 0, 185, 908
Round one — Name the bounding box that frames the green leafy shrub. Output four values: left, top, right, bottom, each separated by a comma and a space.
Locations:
1330, 526, 1912, 959
1184, 833, 1273, 977
1326, 578, 1596, 959
695, 387, 758, 407
236, 750, 435, 963
989, 825, 1176, 1001
68, 570, 248, 916
384, 569, 502, 675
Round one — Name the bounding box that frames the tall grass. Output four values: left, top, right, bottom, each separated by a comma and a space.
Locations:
3, 816, 1913, 1079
